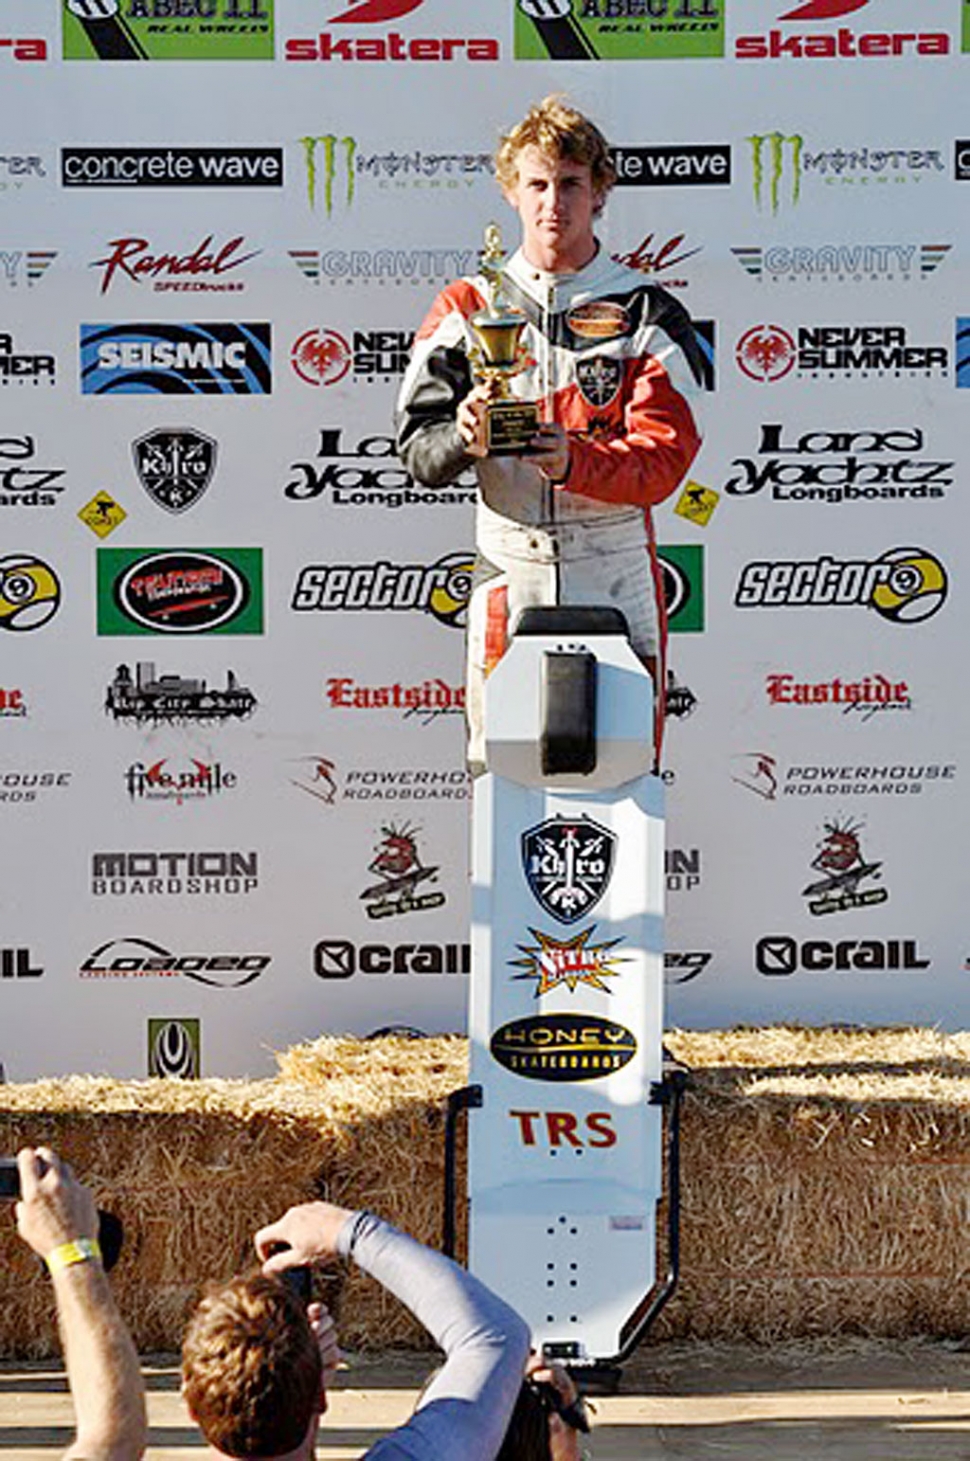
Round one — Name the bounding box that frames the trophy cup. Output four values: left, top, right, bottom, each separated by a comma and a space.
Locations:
469, 223, 540, 456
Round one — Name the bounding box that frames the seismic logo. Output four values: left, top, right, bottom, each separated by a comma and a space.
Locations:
290, 245, 476, 287
81, 323, 271, 395
81, 936, 269, 986
515, 0, 724, 61
92, 850, 258, 896
291, 551, 473, 628
289, 755, 471, 805
735, 546, 947, 624
0, 332, 56, 387
0, 251, 56, 289
722, 423, 952, 505
747, 132, 945, 213
732, 243, 950, 284
0, 437, 66, 509
285, 427, 474, 508
325, 676, 465, 724
299, 134, 494, 217
735, 324, 948, 382
64, 1, 273, 62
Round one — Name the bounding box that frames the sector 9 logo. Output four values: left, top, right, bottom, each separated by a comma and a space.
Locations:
428, 551, 474, 628
0, 555, 61, 632
870, 547, 947, 624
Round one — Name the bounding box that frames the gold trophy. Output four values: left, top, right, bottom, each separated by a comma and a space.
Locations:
469, 223, 540, 455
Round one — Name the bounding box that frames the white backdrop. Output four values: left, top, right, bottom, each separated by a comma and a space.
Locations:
1, 0, 967, 1077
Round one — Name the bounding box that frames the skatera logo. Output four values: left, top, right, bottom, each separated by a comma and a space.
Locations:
735, 546, 948, 624
80, 322, 271, 395
291, 551, 473, 628
0, 37, 46, 61
736, 3, 949, 60
746, 132, 945, 213
285, 2, 499, 62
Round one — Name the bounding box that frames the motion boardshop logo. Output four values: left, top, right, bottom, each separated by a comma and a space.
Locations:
80, 936, 269, 985
515, 0, 724, 60
291, 552, 472, 629
735, 324, 948, 382
148, 1018, 199, 1078
285, 427, 474, 508
736, 0, 950, 60
63, 146, 283, 188
106, 662, 257, 724
80, 323, 271, 395
314, 938, 469, 978
735, 546, 948, 625
92, 850, 258, 896
0, 437, 66, 509
722, 424, 953, 505
732, 243, 950, 286
756, 935, 928, 977
63, 0, 274, 61
298, 133, 494, 219
97, 548, 263, 635
1, 330, 56, 386
746, 132, 945, 214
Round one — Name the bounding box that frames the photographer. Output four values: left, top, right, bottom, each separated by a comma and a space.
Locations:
14, 1146, 146, 1461
497, 1353, 590, 1461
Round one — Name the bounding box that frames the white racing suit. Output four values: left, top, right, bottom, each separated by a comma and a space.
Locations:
395, 245, 706, 768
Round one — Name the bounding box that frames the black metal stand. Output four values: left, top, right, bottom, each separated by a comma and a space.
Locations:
442, 1083, 482, 1259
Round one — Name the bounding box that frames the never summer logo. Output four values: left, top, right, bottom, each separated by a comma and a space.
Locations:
325, 676, 464, 725
286, 427, 474, 508
802, 818, 887, 916
522, 815, 615, 924
64, 0, 272, 60
490, 1014, 637, 1083
658, 544, 704, 633
0, 687, 27, 719
98, 548, 264, 636
125, 758, 238, 803
765, 672, 911, 722
92, 849, 258, 896
610, 144, 730, 188
0, 769, 71, 804
510, 926, 626, 997
289, 245, 476, 288
149, 1018, 199, 1078
732, 243, 950, 285
80, 323, 271, 395
292, 551, 472, 629
285, 0, 498, 62
291, 329, 412, 386
0, 555, 61, 633
747, 132, 945, 213
63, 146, 282, 188
0, 437, 66, 509
359, 823, 445, 920
735, 546, 948, 624
733, 753, 956, 800
299, 134, 494, 217
80, 936, 269, 986
755, 935, 928, 977
515, 0, 724, 61
0, 38, 46, 61
289, 755, 470, 804
133, 428, 217, 513
0, 155, 46, 193
0, 251, 56, 289
106, 662, 256, 724
92, 234, 259, 295
736, 0, 949, 59
722, 423, 953, 505
0, 331, 56, 387
735, 324, 948, 382
314, 937, 468, 979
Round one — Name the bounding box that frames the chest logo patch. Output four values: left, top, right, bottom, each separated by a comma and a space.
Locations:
576, 355, 623, 408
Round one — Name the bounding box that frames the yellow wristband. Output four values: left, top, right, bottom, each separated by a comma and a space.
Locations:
45, 1238, 102, 1274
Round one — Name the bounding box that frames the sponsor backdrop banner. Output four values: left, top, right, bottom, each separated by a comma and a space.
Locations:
0, 0, 967, 1076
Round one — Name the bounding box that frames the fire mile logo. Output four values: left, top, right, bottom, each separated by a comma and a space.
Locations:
63, 1, 274, 62
105, 662, 257, 724
125, 758, 238, 804
291, 551, 473, 628
521, 815, 616, 925
747, 132, 945, 214
133, 428, 217, 513
80, 322, 271, 395
510, 926, 627, 997
359, 822, 445, 919
802, 818, 887, 916
735, 1, 949, 60
735, 546, 947, 624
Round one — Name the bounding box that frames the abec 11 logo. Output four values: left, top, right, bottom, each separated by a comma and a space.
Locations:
285, 427, 474, 508
80, 936, 269, 985
80, 322, 271, 394
97, 547, 263, 635
515, 0, 724, 61
722, 423, 952, 505
148, 1018, 200, 1078
314, 938, 469, 977
292, 551, 472, 628
64, 0, 274, 62
0, 555, 61, 632
736, 0, 949, 60
755, 934, 928, 976
735, 546, 947, 624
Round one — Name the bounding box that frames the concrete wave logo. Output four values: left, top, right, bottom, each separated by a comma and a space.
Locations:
0, 554, 60, 632
869, 547, 947, 624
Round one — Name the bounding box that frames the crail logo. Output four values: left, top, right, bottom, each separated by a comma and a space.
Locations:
81, 936, 269, 986
802, 817, 887, 915
314, 936, 468, 978
0, 437, 66, 508
723, 424, 952, 504
285, 427, 474, 506
736, 2, 949, 60
510, 926, 626, 997
0, 251, 56, 289
359, 822, 445, 919
92, 850, 258, 896
735, 546, 948, 623
747, 132, 945, 214
521, 815, 616, 925
292, 551, 473, 628
125, 758, 238, 803
92, 234, 259, 295
0, 949, 42, 978
106, 662, 256, 724
756, 934, 928, 976
325, 676, 465, 724
298, 134, 494, 216
133, 428, 216, 513
0, 331, 56, 386
732, 243, 950, 285
291, 329, 413, 385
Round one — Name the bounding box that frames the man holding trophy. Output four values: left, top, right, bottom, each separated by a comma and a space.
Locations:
396, 95, 706, 767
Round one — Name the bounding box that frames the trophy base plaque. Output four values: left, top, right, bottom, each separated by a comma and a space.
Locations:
486, 400, 540, 457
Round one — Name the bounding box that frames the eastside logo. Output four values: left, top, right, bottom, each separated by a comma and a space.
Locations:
765, 672, 911, 720
97, 547, 264, 635
80, 323, 271, 395
325, 676, 465, 724
746, 132, 945, 213
291, 551, 473, 628
722, 423, 952, 505
64, 1, 274, 61
735, 546, 947, 624
736, 1, 950, 59
286, 427, 474, 508
515, 0, 724, 60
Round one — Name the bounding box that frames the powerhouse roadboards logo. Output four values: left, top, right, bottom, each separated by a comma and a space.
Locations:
0, 251, 56, 290
732, 753, 956, 800
359, 822, 445, 919
289, 245, 477, 288
746, 131, 945, 214
722, 423, 953, 505
149, 1018, 200, 1077
285, 426, 475, 508
62, 147, 282, 188
290, 329, 412, 386
63, 0, 274, 61
802, 817, 887, 916
732, 243, 950, 285
288, 755, 470, 805
735, 546, 948, 624
0, 555, 61, 632
97, 548, 264, 636
106, 662, 257, 724
735, 0, 950, 60
0, 769, 71, 804
81, 323, 271, 395
515, 0, 724, 60
285, 0, 499, 62
0, 332, 56, 387
133, 429, 217, 513
291, 551, 473, 628
0, 437, 66, 509
735, 325, 948, 383
92, 234, 260, 295
325, 675, 465, 724
80, 936, 269, 984
92, 849, 258, 896
298, 133, 494, 218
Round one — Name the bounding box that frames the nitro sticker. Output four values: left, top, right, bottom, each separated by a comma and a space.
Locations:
510, 926, 626, 997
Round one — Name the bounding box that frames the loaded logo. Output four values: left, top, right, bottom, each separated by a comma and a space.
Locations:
64, 1, 274, 62
509, 1109, 617, 1149
737, 1, 949, 58
657, 544, 704, 633
291, 328, 413, 385
722, 423, 953, 504
515, 0, 724, 61
666, 848, 701, 892
299, 134, 494, 217
97, 547, 263, 636
289, 245, 477, 287
148, 1018, 199, 1078
133, 429, 217, 513
735, 546, 948, 624
665, 950, 712, 984
106, 662, 257, 724
0, 770, 71, 804
0, 688, 26, 719
755, 935, 928, 976
802, 818, 887, 915
0, 38, 46, 61
289, 755, 470, 805
92, 234, 259, 295
80, 936, 269, 985
286, 0, 499, 62
0, 332, 56, 387
125, 758, 238, 803
510, 926, 626, 997
0, 438, 66, 509
325, 676, 465, 724
314, 937, 468, 977
957, 320, 970, 387
489, 1014, 637, 1083
747, 132, 945, 213
285, 427, 474, 508
291, 551, 473, 629
736, 324, 948, 381
63, 147, 282, 188
766, 672, 911, 720
93, 850, 258, 896
521, 815, 615, 924
0, 555, 61, 632
359, 822, 445, 919
0, 251, 56, 289
0, 949, 42, 978
733, 243, 950, 284
80, 323, 271, 395
610, 144, 731, 187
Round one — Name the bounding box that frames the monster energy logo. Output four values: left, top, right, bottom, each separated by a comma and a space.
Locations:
301, 135, 357, 215
748, 132, 804, 214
